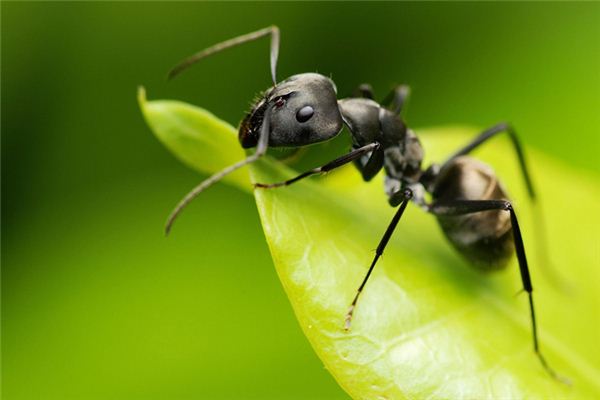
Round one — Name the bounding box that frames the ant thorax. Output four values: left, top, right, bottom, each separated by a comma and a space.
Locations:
382, 128, 424, 183
338, 98, 425, 197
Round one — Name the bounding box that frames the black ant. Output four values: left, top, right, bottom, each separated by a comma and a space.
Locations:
165, 26, 568, 384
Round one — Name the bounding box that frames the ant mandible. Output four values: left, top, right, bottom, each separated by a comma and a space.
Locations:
165, 26, 567, 383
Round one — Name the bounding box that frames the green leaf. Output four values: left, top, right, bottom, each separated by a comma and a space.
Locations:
139, 87, 600, 399
137, 86, 249, 192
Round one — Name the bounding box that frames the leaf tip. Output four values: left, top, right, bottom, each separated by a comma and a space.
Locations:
137, 85, 147, 109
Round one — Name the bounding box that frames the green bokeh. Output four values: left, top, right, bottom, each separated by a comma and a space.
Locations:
2, 3, 599, 399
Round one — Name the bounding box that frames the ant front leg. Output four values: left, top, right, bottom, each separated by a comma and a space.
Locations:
353, 142, 385, 182
254, 142, 380, 189
345, 188, 413, 330
428, 199, 570, 384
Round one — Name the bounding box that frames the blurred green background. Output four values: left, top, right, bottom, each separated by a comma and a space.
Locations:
2, 2, 599, 399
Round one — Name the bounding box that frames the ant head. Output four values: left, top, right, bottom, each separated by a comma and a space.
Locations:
239, 73, 343, 148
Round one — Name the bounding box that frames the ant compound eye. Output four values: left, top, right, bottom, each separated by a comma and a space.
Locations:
274, 97, 285, 108
296, 106, 314, 123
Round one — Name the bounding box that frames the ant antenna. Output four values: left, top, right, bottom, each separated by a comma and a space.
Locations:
168, 25, 280, 86
164, 107, 272, 235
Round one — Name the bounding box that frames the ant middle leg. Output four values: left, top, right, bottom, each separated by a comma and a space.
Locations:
381, 84, 411, 115
345, 188, 413, 330
428, 199, 569, 384
254, 142, 381, 189
353, 83, 375, 99
352, 83, 410, 114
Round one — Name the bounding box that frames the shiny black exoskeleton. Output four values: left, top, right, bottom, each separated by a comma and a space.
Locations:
164, 26, 567, 383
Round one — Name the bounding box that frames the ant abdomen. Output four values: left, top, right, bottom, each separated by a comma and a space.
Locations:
432, 156, 514, 269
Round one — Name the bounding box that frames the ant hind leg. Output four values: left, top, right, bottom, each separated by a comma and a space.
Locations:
428, 199, 570, 384
440, 123, 571, 291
